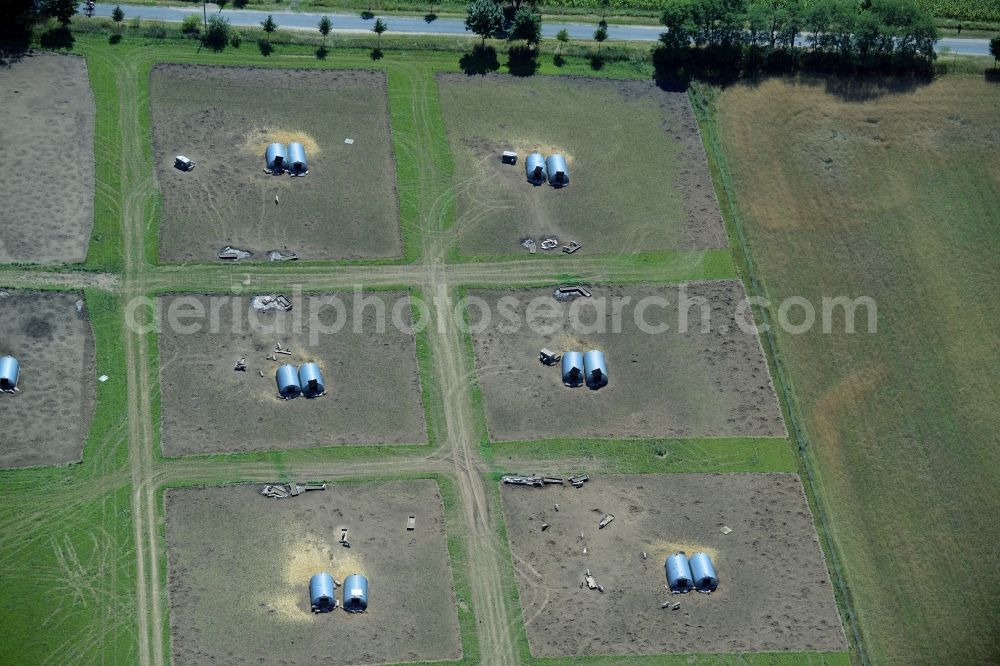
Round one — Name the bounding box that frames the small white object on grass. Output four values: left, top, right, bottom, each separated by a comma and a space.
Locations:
98, 375, 109, 383
344, 138, 354, 145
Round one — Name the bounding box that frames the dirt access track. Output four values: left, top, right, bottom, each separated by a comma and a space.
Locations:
0, 291, 95, 468
157, 292, 427, 456
501, 473, 847, 657
468, 281, 785, 441
437, 73, 728, 257
165, 479, 462, 664
0, 53, 95, 265
151, 65, 401, 263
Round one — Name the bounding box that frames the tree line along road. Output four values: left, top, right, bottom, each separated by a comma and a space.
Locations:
91, 3, 993, 56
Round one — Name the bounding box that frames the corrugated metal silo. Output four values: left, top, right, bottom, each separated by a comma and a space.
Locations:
545, 154, 569, 186
665, 552, 694, 593
342, 574, 368, 613
561, 351, 584, 387
525, 152, 547, 184
265, 143, 288, 173
310, 572, 337, 612
0, 356, 19, 391
298, 362, 325, 398
583, 350, 607, 389
276, 364, 301, 399
288, 142, 308, 175
689, 552, 718, 593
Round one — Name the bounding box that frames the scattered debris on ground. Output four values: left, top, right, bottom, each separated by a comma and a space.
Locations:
501, 150, 517, 164
552, 285, 592, 301
260, 482, 327, 499
539, 348, 561, 365
218, 246, 252, 261
274, 343, 292, 355
583, 569, 604, 592
521, 238, 537, 254
234, 357, 247, 372
721, 525, 733, 535
540, 238, 559, 251
562, 240, 582, 254
502, 474, 589, 488
339, 528, 351, 548
251, 294, 292, 311
266, 250, 299, 262
598, 514, 615, 529
407, 515, 416, 531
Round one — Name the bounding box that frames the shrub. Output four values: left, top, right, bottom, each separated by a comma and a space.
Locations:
181, 13, 201, 35
144, 20, 167, 38
230, 31, 242, 48
203, 13, 230, 50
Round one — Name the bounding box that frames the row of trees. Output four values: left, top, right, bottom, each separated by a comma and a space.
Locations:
465, 0, 542, 46
657, 0, 940, 72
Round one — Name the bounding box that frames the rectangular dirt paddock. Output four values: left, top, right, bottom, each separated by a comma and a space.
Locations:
0, 291, 95, 468
157, 292, 426, 456
166, 480, 462, 664
151, 65, 401, 263
500, 473, 847, 657
437, 74, 728, 257
467, 281, 785, 441
0, 53, 95, 265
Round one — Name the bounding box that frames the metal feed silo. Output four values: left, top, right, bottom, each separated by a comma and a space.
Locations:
583, 350, 608, 389
545, 154, 569, 186
561, 351, 584, 387
298, 362, 325, 398
0, 356, 19, 392
665, 552, 694, 593
525, 152, 547, 184
276, 364, 301, 399
287, 142, 308, 175
342, 574, 368, 613
310, 572, 337, 612
689, 552, 718, 593
265, 143, 288, 173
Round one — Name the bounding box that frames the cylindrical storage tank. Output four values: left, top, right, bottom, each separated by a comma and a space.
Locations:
545, 154, 569, 186
309, 572, 336, 612
288, 142, 308, 175
689, 552, 718, 593
525, 152, 547, 184
342, 574, 368, 613
561, 351, 584, 387
265, 142, 288, 172
298, 362, 325, 398
583, 350, 608, 389
665, 552, 694, 593
276, 364, 301, 399
0, 356, 19, 391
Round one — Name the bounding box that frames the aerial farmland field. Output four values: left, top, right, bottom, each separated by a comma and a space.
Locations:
0, 290, 96, 468
156, 291, 427, 456
0, 53, 95, 265
437, 74, 728, 258
150, 65, 401, 263
165, 479, 462, 664
713, 75, 1000, 664
467, 282, 785, 442
501, 473, 846, 657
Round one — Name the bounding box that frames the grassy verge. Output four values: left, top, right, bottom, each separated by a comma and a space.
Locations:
0, 290, 135, 663
489, 436, 795, 473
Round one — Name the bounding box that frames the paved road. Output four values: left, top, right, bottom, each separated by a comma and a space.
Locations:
92, 3, 992, 55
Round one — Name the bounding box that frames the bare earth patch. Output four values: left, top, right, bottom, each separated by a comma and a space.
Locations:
438, 74, 727, 257
468, 281, 785, 441
151, 65, 401, 262
0, 53, 95, 265
501, 473, 847, 657
0, 291, 95, 468
166, 480, 461, 664
157, 292, 426, 456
